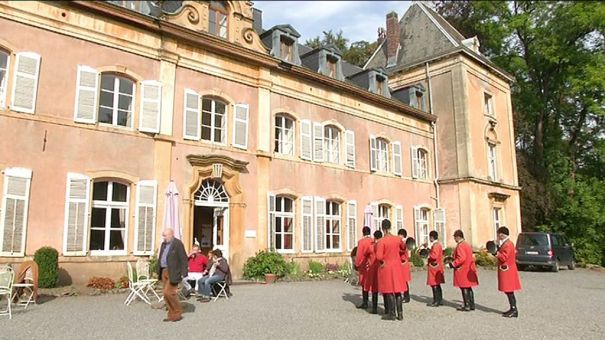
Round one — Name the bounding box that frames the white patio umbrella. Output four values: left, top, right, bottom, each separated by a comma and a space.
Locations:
364, 205, 374, 230
163, 181, 182, 240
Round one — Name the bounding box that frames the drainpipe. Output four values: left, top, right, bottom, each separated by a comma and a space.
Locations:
426, 62, 440, 209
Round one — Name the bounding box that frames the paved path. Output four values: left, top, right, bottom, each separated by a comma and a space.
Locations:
1, 268, 604, 339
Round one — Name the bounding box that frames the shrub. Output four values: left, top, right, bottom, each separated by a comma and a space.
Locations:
287, 260, 301, 276
34, 246, 59, 288
308, 260, 324, 274
474, 251, 497, 267
444, 247, 454, 257
410, 251, 424, 267
325, 263, 339, 273
116, 276, 129, 289
87, 277, 116, 290
149, 254, 158, 278
242, 250, 289, 280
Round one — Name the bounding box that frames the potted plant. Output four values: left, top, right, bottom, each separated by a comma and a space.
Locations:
243, 250, 288, 284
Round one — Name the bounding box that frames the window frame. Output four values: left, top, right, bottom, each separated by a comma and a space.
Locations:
324, 200, 342, 252
201, 97, 228, 145
98, 73, 136, 129
89, 180, 130, 256
373, 203, 391, 231
376, 138, 389, 172
488, 142, 498, 181
0, 49, 9, 109
417, 147, 429, 179
492, 207, 503, 241
270, 195, 295, 253
484, 92, 494, 116
323, 125, 341, 164
209, 1, 229, 39
275, 114, 295, 156
280, 36, 295, 63
415, 207, 431, 246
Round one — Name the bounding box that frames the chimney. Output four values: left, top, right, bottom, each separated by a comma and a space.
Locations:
386, 11, 400, 67
252, 7, 263, 34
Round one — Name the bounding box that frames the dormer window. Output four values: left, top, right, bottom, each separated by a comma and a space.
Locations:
209, 1, 228, 39
280, 36, 295, 63
415, 89, 424, 111
327, 55, 338, 78
376, 78, 385, 95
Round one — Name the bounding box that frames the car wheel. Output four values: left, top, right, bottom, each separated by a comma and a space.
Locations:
568, 260, 576, 270
551, 261, 560, 272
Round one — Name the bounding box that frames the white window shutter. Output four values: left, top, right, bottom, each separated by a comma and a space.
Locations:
345, 130, 356, 168
413, 207, 421, 242
347, 200, 357, 251
139, 80, 162, 133
268, 194, 276, 250
134, 180, 157, 255
434, 208, 446, 242
0, 53, 9, 109
301, 196, 314, 252
371, 202, 379, 231
183, 89, 201, 140
73, 65, 99, 124
0, 168, 32, 256
313, 122, 324, 162
411, 146, 419, 179
395, 205, 404, 231
62, 173, 90, 256
232, 103, 249, 149
11, 52, 41, 114
300, 119, 312, 160
369, 135, 378, 171
314, 197, 326, 252
392, 141, 402, 176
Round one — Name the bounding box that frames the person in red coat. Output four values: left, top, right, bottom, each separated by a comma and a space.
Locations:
426, 230, 445, 307
397, 229, 411, 303
365, 230, 383, 314
447, 229, 479, 312
354, 227, 373, 309
495, 226, 521, 318
376, 219, 406, 321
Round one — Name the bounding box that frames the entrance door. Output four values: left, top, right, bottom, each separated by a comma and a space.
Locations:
193, 179, 230, 260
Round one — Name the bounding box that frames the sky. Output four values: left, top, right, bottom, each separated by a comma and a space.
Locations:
253, 1, 412, 44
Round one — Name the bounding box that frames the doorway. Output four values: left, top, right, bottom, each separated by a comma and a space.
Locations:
192, 179, 230, 260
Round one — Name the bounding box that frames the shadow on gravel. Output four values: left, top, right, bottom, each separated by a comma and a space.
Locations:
182, 302, 196, 314
343, 293, 388, 314
35, 294, 57, 305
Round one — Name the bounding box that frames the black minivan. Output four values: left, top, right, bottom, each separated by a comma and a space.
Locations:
515, 232, 576, 272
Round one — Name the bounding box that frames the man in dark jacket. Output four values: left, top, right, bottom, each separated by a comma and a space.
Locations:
157, 228, 188, 322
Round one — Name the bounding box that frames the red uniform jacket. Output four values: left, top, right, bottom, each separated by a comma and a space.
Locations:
400, 240, 411, 284
496, 239, 522, 292
426, 241, 445, 286
376, 234, 407, 294
188, 253, 208, 273
452, 241, 479, 288
355, 237, 373, 288
363, 242, 380, 293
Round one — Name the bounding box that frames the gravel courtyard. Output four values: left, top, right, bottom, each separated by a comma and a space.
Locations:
1, 268, 604, 340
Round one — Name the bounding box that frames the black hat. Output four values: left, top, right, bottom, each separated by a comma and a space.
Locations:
497, 226, 510, 236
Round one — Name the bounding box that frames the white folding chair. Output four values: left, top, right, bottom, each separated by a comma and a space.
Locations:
213, 281, 229, 302
0, 265, 15, 319
135, 260, 161, 303
124, 262, 151, 306
12, 267, 35, 309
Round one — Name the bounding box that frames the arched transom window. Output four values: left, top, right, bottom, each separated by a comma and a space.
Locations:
195, 179, 229, 203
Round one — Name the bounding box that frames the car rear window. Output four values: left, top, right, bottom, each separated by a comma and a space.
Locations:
518, 234, 549, 247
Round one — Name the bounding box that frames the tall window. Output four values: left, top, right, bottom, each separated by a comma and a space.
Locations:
324, 125, 340, 164
492, 207, 503, 240
376, 78, 385, 95
415, 89, 424, 111
325, 201, 341, 250
90, 181, 129, 254
326, 56, 338, 78
484, 93, 494, 116
415, 208, 430, 246
98, 74, 134, 127
488, 143, 497, 180
209, 1, 228, 39
275, 115, 294, 155
417, 148, 428, 179
373, 204, 391, 230
0, 50, 8, 108
201, 97, 227, 144
376, 138, 389, 172
271, 196, 294, 252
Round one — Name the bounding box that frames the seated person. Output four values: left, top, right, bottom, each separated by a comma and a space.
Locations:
181, 244, 208, 296
196, 248, 231, 302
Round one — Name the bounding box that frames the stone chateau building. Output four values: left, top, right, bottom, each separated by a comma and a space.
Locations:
0, 1, 520, 283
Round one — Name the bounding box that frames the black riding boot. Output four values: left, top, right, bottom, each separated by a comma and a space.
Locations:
357, 290, 369, 309
383, 294, 389, 315
371, 292, 379, 314
457, 288, 469, 311
504, 292, 518, 318
468, 289, 475, 311
395, 293, 404, 320
403, 283, 410, 303
382, 294, 396, 321
436, 285, 443, 306
428, 286, 438, 307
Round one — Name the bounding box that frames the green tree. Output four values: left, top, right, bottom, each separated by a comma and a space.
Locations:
305, 29, 377, 67
434, 1, 605, 265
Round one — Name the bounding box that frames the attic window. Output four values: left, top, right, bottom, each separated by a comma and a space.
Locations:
415, 89, 424, 111
209, 1, 228, 39
326, 55, 339, 78
375, 74, 387, 95
280, 35, 295, 63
